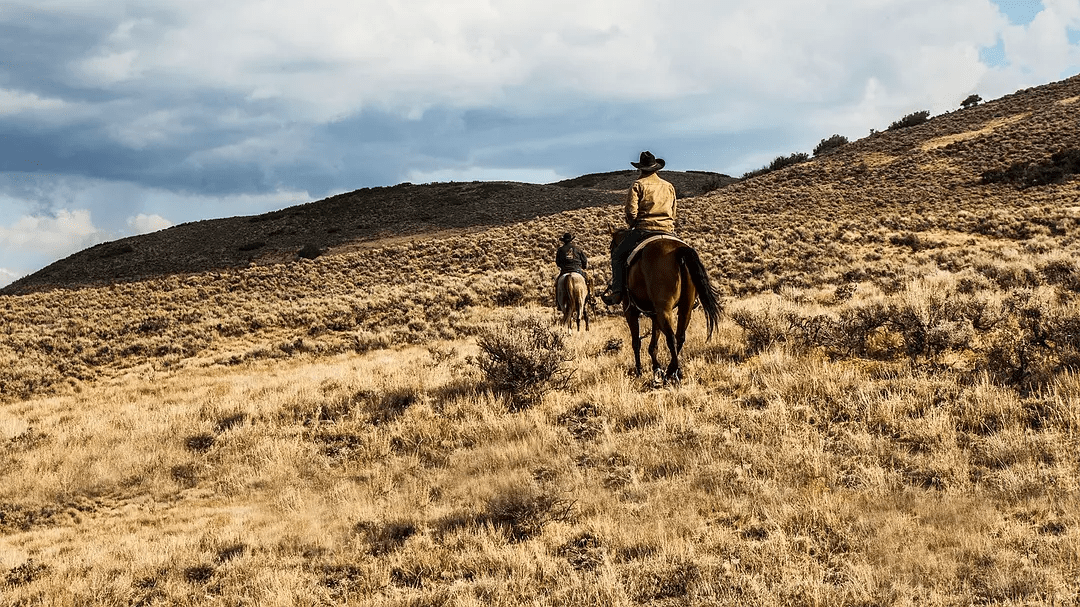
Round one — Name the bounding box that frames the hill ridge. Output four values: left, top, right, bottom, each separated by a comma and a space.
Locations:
1, 171, 733, 295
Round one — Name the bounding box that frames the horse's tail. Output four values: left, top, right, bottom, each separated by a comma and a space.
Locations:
677, 247, 721, 340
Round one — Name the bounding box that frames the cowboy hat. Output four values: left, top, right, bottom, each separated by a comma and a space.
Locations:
561, 232, 574, 243
631, 151, 665, 172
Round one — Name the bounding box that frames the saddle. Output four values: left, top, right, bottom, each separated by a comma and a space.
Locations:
626, 234, 688, 267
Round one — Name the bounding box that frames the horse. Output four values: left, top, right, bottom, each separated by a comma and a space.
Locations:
610, 229, 721, 385
555, 272, 590, 332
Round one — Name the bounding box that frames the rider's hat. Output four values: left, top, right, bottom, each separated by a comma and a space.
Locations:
631, 151, 665, 172
561, 232, 574, 243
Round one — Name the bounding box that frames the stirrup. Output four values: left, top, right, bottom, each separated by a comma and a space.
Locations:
600, 289, 622, 305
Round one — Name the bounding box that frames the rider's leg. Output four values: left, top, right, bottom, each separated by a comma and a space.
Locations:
602, 232, 639, 305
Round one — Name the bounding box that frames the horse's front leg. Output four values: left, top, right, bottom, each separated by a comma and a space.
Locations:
648, 327, 664, 387
625, 309, 643, 376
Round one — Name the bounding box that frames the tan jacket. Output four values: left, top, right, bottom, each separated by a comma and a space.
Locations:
626, 172, 677, 233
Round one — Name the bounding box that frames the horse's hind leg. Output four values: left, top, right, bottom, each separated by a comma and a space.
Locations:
656, 310, 682, 384
664, 329, 682, 384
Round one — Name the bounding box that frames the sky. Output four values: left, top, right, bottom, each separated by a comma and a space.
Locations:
1, 0, 1079, 287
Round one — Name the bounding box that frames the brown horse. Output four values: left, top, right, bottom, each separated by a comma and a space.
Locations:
610, 229, 720, 384
555, 272, 590, 332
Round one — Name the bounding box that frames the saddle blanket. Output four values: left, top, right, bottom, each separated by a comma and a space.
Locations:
627, 234, 689, 265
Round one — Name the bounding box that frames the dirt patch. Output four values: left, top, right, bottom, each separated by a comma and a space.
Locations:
920, 113, 1030, 151
861, 153, 899, 168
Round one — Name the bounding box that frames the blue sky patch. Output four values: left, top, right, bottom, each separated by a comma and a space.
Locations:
991, 0, 1043, 25
980, 39, 1008, 67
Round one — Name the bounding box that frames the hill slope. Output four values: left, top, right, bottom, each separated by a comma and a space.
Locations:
1, 171, 733, 295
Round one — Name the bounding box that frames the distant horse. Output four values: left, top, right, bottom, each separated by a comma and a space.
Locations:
610, 229, 721, 385
555, 272, 590, 332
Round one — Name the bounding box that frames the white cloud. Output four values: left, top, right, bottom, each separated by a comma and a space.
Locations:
21, 0, 1028, 122
76, 49, 140, 85
0, 209, 108, 280
0, 267, 19, 289
0, 174, 313, 279
0, 88, 67, 116
127, 213, 172, 234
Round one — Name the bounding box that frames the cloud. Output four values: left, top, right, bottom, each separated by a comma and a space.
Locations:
0, 174, 310, 281
0, 266, 20, 288
0, 88, 67, 116
127, 213, 172, 234
0, 209, 107, 279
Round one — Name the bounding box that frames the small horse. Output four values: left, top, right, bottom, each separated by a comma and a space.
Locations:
610, 229, 720, 384
555, 272, 590, 332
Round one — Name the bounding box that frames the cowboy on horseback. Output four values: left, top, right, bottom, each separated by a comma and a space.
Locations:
554, 232, 593, 331
556, 232, 591, 290
600, 151, 677, 305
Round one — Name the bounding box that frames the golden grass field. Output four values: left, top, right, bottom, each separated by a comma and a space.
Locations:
2, 75, 1080, 605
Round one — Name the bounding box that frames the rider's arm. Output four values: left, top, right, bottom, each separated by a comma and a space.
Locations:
626, 182, 641, 227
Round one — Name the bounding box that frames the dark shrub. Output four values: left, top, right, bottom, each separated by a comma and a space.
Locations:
475, 317, 573, 410
298, 243, 322, 259
742, 152, 810, 180
729, 308, 788, 354
6, 559, 48, 587
813, 134, 849, 156
492, 283, 525, 307
769, 152, 810, 171
99, 243, 135, 258
485, 482, 572, 541
981, 149, 1080, 189
961, 94, 982, 109
888, 110, 931, 131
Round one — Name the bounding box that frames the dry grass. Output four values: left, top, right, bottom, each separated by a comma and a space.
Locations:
2, 75, 1080, 606
920, 112, 1030, 151
2, 299, 1079, 605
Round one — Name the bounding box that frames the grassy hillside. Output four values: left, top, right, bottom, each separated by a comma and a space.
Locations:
0, 171, 731, 295
2, 75, 1080, 605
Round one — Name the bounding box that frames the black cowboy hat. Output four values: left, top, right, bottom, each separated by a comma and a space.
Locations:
561, 232, 574, 243
631, 150, 665, 172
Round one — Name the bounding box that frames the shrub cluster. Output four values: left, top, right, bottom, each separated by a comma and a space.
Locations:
742, 152, 810, 180
980, 149, 1080, 189
813, 134, 849, 157
887, 110, 931, 131
731, 283, 1080, 393
474, 316, 573, 410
